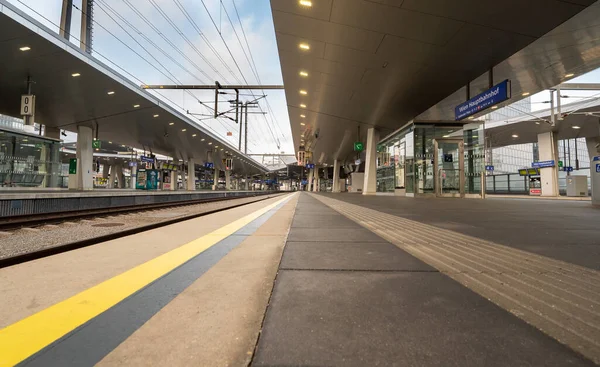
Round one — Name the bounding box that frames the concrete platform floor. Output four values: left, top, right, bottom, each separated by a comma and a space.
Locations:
317, 192, 600, 270
253, 194, 594, 366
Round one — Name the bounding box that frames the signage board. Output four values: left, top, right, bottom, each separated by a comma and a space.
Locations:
532, 160, 555, 168
530, 188, 542, 196
455, 80, 511, 120
140, 155, 154, 164
519, 168, 540, 176
558, 160, 563, 168
596, 163, 600, 173
68, 158, 77, 174
354, 142, 364, 152
593, 156, 600, 162
485, 165, 494, 171
92, 140, 101, 149
204, 162, 214, 169
306, 163, 315, 169
20, 95, 35, 116
355, 159, 361, 165
564, 166, 574, 172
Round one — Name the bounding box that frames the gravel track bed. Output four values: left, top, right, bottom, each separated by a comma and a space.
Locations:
0, 195, 276, 259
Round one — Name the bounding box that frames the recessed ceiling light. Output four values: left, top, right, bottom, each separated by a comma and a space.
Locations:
299, 43, 310, 51
443, 135, 450, 138
71, 73, 81, 77
107, 91, 115, 95
300, 114, 306, 118
299, 71, 308, 77
181, 128, 187, 132
22, 139, 28, 142
133, 104, 140, 108
109, 141, 112, 144
153, 114, 159, 118
301, 122, 306, 126
19, 46, 31, 51
522, 92, 530, 96
209, 142, 212, 145
192, 133, 197, 137
565, 73, 575, 78
220, 148, 224, 151
121, 145, 126, 147
572, 125, 581, 129
468, 116, 474, 119
201, 138, 205, 141
215, 146, 219, 148
491, 106, 498, 109
95, 148, 99, 151
512, 134, 519, 138
299, 0, 312, 6
300, 104, 306, 108
299, 90, 307, 95
169, 122, 174, 126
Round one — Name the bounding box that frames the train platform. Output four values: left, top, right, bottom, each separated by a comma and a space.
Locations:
0, 189, 271, 219
0, 192, 598, 366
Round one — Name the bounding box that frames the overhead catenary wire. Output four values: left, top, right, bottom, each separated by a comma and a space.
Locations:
20, 0, 238, 145
232, 1, 287, 144
93, 0, 237, 136
212, 0, 280, 149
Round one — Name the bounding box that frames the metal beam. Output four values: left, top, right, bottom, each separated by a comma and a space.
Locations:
554, 83, 600, 90
141, 84, 284, 90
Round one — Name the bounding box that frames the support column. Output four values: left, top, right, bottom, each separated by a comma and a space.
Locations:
363, 127, 379, 195
169, 170, 177, 191
537, 132, 559, 197
73, 125, 93, 190
213, 169, 220, 190
115, 164, 124, 188
107, 165, 115, 189
586, 137, 600, 206
187, 159, 196, 191
130, 164, 137, 189
225, 170, 231, 191
332, 160, 340, 193
307, 168, 314, 192
245, 176, 250, 191
102, 163, 110, 179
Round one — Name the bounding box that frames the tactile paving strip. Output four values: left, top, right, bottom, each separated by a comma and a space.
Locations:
310, 193, 600, 364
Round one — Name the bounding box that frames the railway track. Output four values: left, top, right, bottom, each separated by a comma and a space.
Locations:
0, 192, 285, 269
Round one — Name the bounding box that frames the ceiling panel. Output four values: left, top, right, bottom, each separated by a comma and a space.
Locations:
401, 0, 593, 37
273, 11, 383, 53
270, 0, 334, 21
330, 0, 464, 45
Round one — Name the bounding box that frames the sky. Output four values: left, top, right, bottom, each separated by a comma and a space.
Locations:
8, 0, 293, 155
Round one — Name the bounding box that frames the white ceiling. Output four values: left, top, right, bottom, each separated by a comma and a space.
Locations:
271, 0, 598, 164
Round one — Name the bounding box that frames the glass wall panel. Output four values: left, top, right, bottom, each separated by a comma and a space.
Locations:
0, 131, 61, 187
463, 123, 485, 195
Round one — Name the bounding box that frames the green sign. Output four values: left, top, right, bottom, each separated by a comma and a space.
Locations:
69, 158, 77, 174
35, 143, 43, 149
92, 140, 101, 149
558, 160, 563, 168
354, 142, 364, 152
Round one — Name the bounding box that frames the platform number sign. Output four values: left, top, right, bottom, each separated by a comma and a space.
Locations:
354, 142, 364, 152
596, 163, 600, 173
20, 95, 35, 116
92, 140, 101, 149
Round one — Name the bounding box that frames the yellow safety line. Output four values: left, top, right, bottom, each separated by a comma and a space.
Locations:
0, 194, 292, 367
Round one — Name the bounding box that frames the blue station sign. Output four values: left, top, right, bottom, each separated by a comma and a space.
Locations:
204, 162, 214, 169
455, 80, 511, 120
532, 160, 555, 168
306, 163, 315, 169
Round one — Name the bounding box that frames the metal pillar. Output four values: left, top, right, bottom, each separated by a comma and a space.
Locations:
60, 0, 73, 39
244, 103, 249, 154
332, 160, 341, 193
80, 0, 94, 53
363, 128, 379, 195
